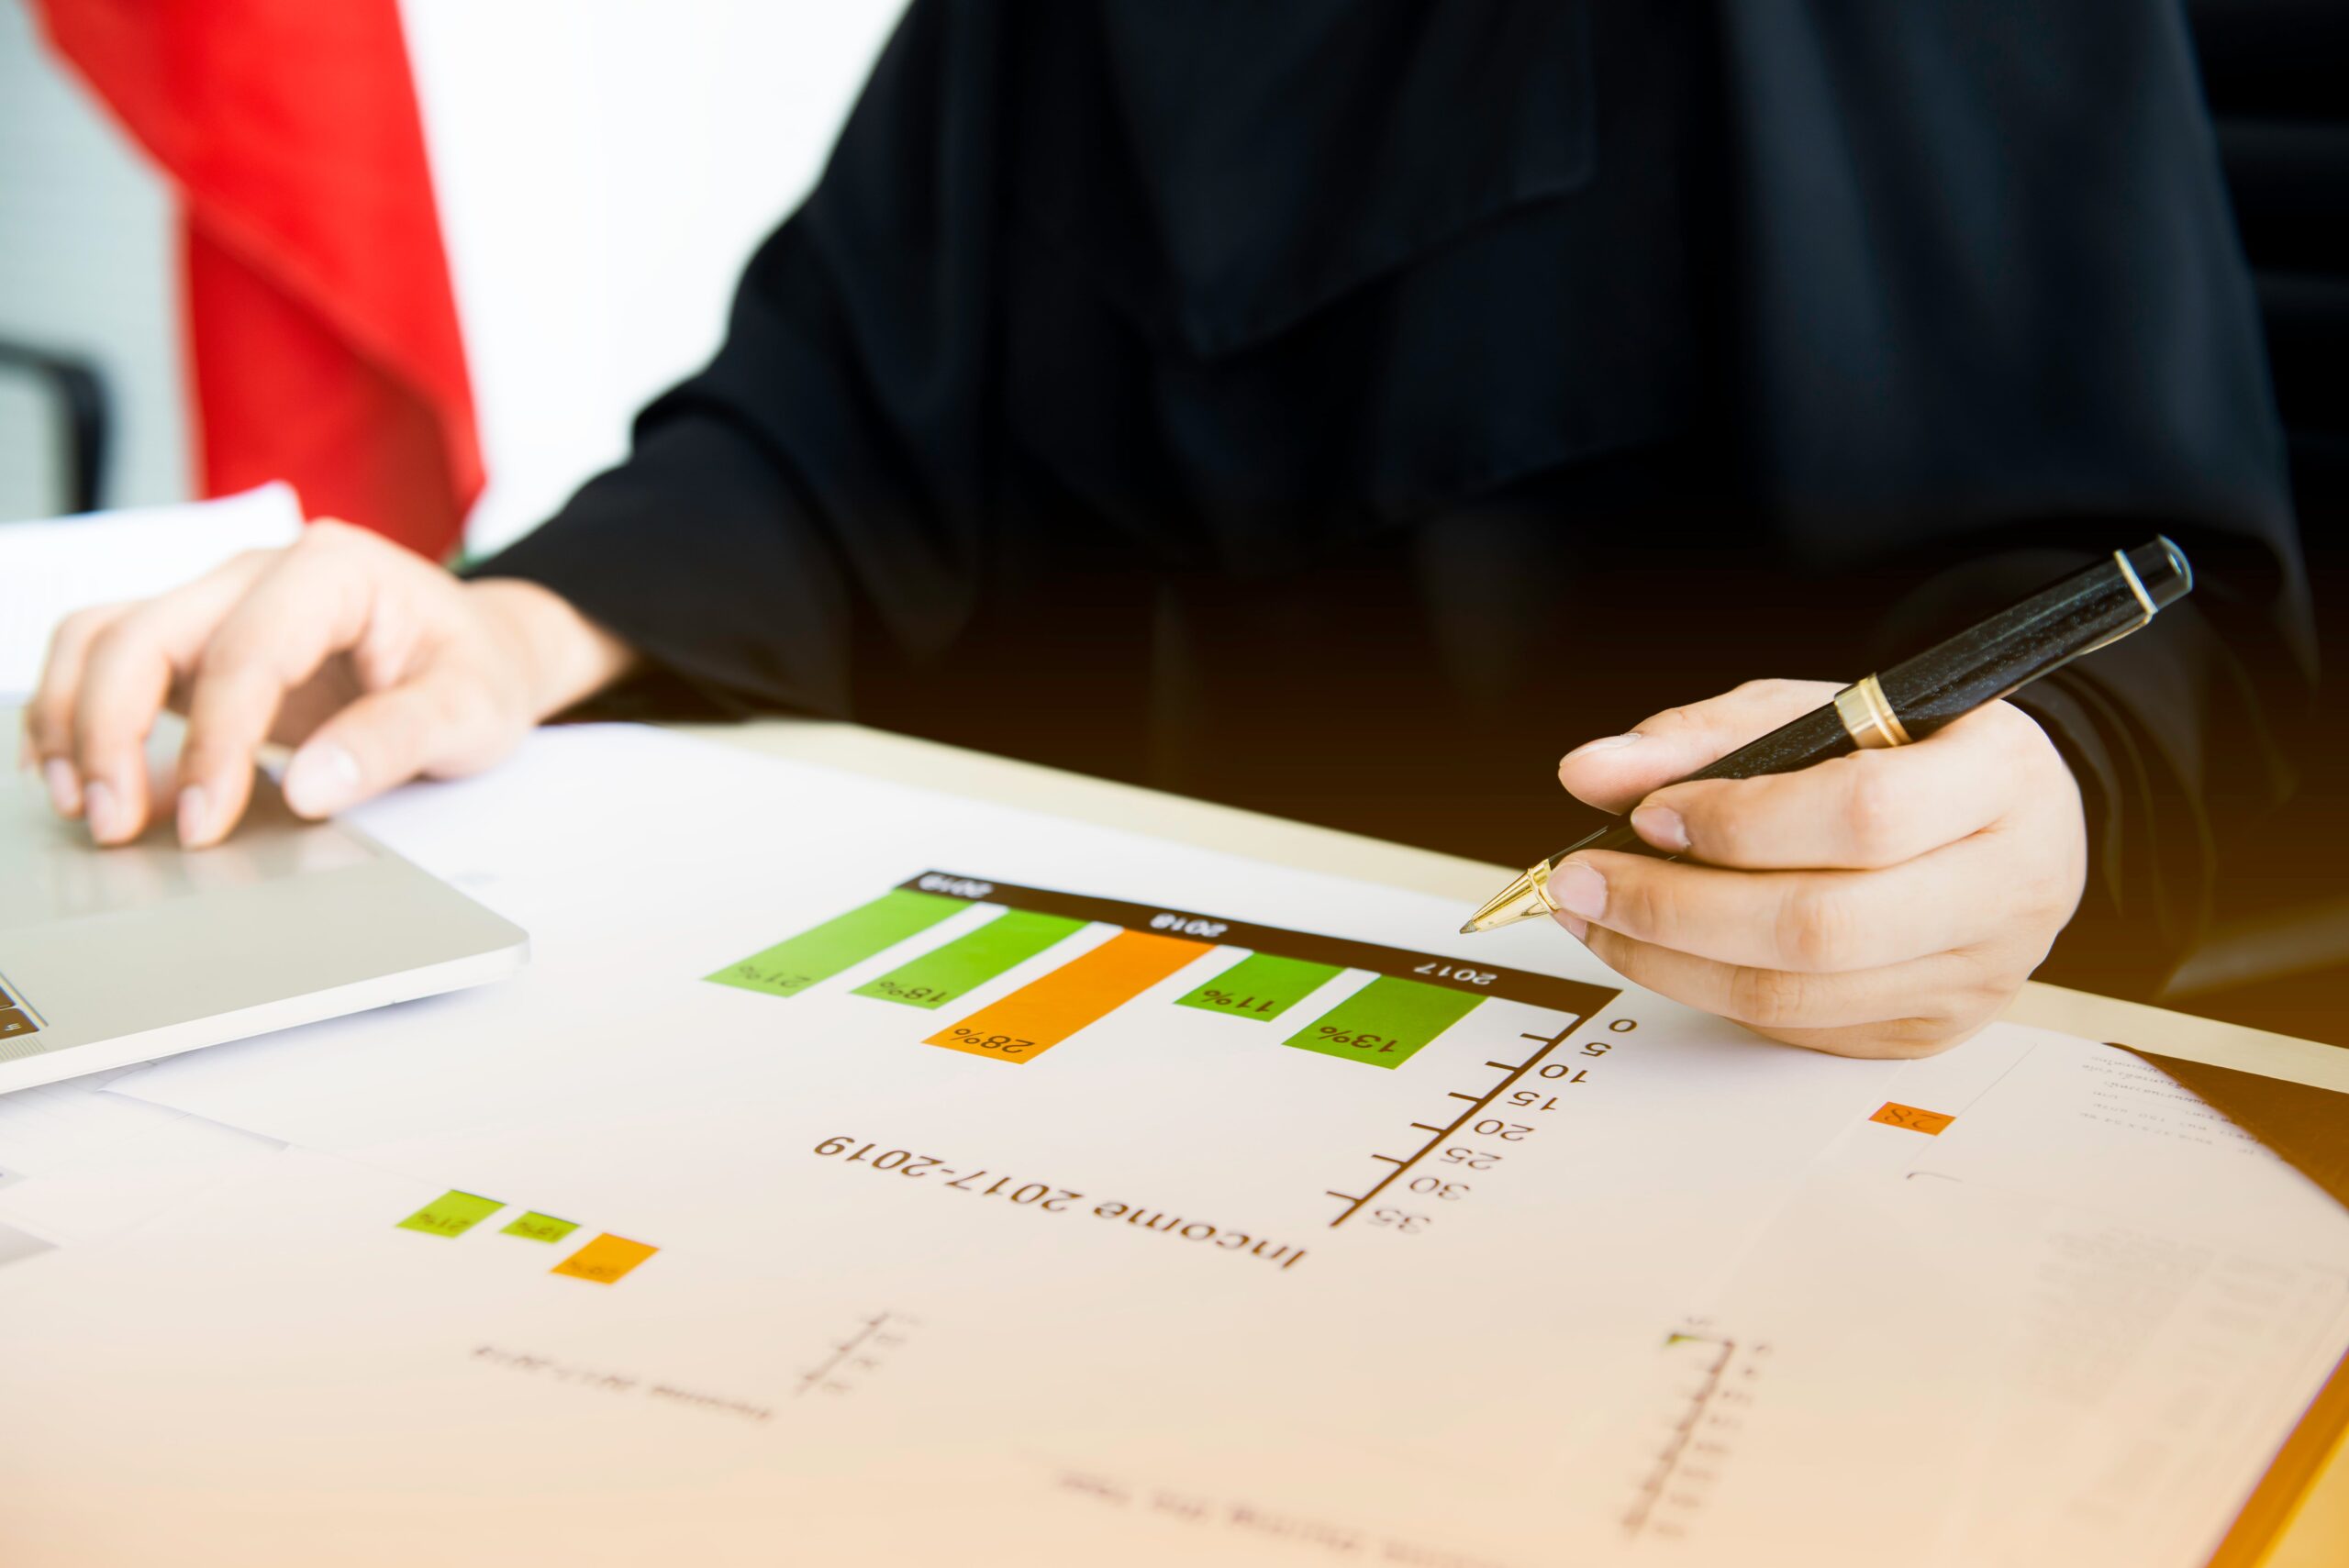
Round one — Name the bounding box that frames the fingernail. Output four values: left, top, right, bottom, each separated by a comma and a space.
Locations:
43, 758, 82, 817
177, 784, 213, 848
1556, 912, 1589, 940
1563, 732, 1641, 761
83, 779, 129, 844
284, 741, 362, 817
1631, 804, 1689, 851
1550, 859, 1607, 919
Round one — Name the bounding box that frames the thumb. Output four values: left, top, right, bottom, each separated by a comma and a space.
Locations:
280, 671, 517, 819
1556, 678, 1841, 813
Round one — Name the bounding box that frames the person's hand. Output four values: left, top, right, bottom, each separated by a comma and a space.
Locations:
1551, 679, 2086, 1059
20, 520, 636, 848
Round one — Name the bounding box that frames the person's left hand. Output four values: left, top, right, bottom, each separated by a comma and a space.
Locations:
1550, 679, 2087, 1059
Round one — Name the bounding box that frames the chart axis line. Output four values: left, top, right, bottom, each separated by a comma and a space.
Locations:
796, 1311, 896, 1398
1328, 1037, 1568, 1228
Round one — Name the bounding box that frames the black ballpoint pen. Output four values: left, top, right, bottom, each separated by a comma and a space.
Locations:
1458, 539, 2196, 935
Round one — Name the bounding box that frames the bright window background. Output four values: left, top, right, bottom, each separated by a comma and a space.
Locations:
0, 0, 904, 553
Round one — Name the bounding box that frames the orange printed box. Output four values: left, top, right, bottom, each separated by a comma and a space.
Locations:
551, 1233, 658, 1284
1869, 1102, 1954, 1136
925, 929, 1208, 1064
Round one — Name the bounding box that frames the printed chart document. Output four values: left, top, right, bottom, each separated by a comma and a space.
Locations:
0, 725, 2342, 1568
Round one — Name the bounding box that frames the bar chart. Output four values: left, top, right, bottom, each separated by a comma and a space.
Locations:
395, 1187, 658, 1284
709, 871, 1613, 1073
706, 872, 1628, 1251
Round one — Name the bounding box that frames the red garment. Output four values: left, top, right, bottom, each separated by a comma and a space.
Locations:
34, 0, 483, 559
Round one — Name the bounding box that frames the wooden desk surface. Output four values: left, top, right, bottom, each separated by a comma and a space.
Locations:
691, 716, 2349, 1568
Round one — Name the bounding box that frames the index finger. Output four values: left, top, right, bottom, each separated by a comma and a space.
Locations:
61, 556, 274, 843
1558, 680, 1842, 814
174, 535, 379, 845
1635, 704, 2049, 871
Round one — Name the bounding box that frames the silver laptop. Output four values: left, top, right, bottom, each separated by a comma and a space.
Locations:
0, 715, 528, 1094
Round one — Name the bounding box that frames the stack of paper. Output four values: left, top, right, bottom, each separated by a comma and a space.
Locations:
0, 483, 303, 699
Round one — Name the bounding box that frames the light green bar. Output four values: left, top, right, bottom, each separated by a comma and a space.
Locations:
707, 889, 967, 999
853, 909, 1085, 1011
1285, 976, 1483, 1069
1174, 952, 1342, 1023
396, 1190, 505, 1239
501, 1211, 581, 1244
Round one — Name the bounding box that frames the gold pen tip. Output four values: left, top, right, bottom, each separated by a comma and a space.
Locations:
1460, 867, 1553, 935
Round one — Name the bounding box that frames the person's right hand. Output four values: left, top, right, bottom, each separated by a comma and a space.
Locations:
21, 520, 637, 848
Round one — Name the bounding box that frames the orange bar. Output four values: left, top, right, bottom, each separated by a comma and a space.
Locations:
551, 1233, 658, 1284
1869, 1102, 1955, 1136
926, 929, 1209, 1064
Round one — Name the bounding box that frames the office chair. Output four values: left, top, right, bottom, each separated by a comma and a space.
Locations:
0, 339, 110, 517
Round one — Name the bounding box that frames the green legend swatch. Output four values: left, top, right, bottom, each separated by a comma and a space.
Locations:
501, 1211, 581, 1244
1286, 976, 1483, 1069
1175, 952, 1342, 1023
854, 908, 1085, 1010
707, 889, 967, 999
396, 1190, 506, 1239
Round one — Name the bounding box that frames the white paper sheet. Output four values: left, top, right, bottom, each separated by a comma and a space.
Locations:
16, 725, 2347, 1568
0, 483, 303, 698
1609, 1025, 2349, 1566
0, 1066, 283, 1253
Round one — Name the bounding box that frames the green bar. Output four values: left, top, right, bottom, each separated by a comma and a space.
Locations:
853, 909, 1085, 1010
707, 889, 967, 999
396, 1190, 505, 1239
1174, 952, 1342, 1023
501, 1211, 581, 1244
1285, 976, 1483, 1069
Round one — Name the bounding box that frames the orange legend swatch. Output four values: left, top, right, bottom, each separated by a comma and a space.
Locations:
1870, 1102, 1955, 1136
926, 929, 1209, 1064
552, 1233, 659, 1284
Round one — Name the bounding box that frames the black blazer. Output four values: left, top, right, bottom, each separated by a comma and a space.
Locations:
480, 1, 2308, 997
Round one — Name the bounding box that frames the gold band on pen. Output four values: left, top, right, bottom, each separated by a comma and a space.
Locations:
1833, 673, 1913, 751
2070, 549, 2160, 661
2111, 547, 2157, 625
